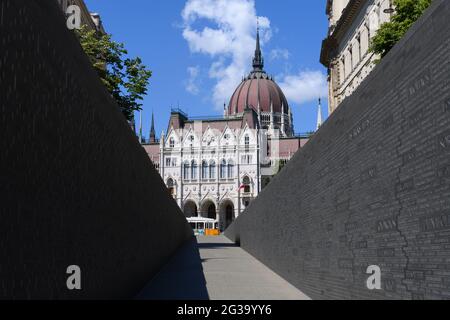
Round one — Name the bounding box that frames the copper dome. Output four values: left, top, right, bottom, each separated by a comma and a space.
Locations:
227, 27, 290, 116
228, 71, 289, 115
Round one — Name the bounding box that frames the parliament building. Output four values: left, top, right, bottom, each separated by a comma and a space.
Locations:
142, 29, 313, 231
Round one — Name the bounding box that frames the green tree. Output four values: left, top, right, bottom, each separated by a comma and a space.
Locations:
370, 0, 432, 58
75, 26, 152, 120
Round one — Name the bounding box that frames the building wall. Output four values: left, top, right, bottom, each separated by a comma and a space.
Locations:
326, 0, 393, 114
226, 0, 450, 299
0, 0, 192, 299
329, 0, 351, 26
158, 124, 262, 230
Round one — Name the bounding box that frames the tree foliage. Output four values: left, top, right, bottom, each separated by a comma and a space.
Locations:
75, 26, 152, 120
370, 0, 432, 58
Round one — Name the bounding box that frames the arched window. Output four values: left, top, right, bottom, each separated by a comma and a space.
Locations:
244, 134, 250, 151
191, 160, 198, 180
209, 160, 216, 179
201, 160, 208, 180
220, 159, 227, 179
169, 137, 175, 148
227, 160, 234, 179
242, 176, 251, 193
167, 178, 175, 198
183, 161, 190, 180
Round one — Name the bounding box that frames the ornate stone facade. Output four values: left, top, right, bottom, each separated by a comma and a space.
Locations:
321, 0, 394, 114
143, 29, 310, 231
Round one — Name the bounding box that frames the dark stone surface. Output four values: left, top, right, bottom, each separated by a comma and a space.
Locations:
0, 0, 192, 299
225, 0, 450, 300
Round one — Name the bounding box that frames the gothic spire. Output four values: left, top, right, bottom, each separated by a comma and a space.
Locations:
316, 98, 323, 131
252, 20, 264, 72
149, 111, 156, 143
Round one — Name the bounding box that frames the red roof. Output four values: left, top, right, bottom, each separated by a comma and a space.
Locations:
228, 71, 289, 115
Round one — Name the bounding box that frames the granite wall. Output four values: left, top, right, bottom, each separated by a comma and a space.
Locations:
0, 0, 192, 299
226, 0, 450, 299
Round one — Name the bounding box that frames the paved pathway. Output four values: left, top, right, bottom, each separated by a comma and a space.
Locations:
138, 235, 310, 300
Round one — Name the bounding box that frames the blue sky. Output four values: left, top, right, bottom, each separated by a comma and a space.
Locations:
85, 0, 329, 138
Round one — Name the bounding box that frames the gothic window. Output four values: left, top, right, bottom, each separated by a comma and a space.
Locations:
191, 160, 198, 180
356, 33, 362, 62
340, 57, 346, 84
183, 161, 190, 180
169, 137, 175, 148
242, 176, 251, 193
348, 46, 353, 73
187, 135, 194, 148
244, 134, 250, 152
201, 160, 208, 180
209, 160, 216, 179
167, 178, 175, 198
220, 159, 227, 179
227, 160, 234, 179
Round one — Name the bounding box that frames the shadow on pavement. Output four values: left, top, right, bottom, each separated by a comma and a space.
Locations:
136, 237, 209, 300
197, 242, 239, 249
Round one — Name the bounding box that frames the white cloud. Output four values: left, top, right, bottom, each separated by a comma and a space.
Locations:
278, 70, 328, 105
269, 48, 290, 60
181, 0, 271, 110
185, 66, 200, 95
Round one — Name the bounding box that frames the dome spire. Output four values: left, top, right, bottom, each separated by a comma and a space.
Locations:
252, 18, 264, 72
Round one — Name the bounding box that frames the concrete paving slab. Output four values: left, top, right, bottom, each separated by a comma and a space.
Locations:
138, 236, 310, 300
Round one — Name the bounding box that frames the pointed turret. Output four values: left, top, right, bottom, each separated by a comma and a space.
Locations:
149, 111, 156, 143
316, 98, 323, 131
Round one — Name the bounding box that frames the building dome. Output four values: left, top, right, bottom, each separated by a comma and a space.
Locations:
228, 71, 289, 115
227, 28, 290, 117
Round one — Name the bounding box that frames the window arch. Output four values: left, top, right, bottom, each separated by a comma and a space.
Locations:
191, 160, 198, 180
183, 161, 190, 180
227, 159, 234, 179
167, 178, 175, 198
242, 176, 251, 193
209, 160, 216, 179
169, 137, 175, 148
201, 160, 208, 180
244, 134, 250, 151
220, 159, 227, 179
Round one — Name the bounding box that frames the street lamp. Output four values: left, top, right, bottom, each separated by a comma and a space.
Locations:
384, 0, 395, 14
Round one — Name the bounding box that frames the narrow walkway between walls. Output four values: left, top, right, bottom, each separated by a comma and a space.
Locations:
138, 235, 310, 300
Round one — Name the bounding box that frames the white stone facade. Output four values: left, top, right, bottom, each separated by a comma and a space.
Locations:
322, 0, 394, 114
157, 119, 263, 231
142, 28, 310, 231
